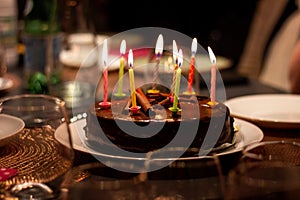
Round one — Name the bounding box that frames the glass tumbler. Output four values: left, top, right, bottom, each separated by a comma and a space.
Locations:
226, 140, 300, 199
0, 94, 74, 199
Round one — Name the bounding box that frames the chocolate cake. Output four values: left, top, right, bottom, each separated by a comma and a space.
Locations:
84, 85, 235, 156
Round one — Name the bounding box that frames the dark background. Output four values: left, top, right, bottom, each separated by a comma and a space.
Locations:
18, 0, 297, 69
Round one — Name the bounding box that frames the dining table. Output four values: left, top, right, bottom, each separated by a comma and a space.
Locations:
1, 54, 300, 199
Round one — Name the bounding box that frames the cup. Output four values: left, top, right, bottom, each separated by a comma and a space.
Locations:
23, 34, 63, 94
59, 33, 97, 68
0, 94, 74, 199
226, 140, 300, 199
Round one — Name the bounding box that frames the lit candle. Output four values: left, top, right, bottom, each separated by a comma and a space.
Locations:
208, 46, 217, 105
128, 49, 139, 113
99, 39, 111, 109
114, 40, 126, 97
171, 40, 179, 96
149, 34, 163, 93
169, 49, 183, 116
186, 38, 197, 94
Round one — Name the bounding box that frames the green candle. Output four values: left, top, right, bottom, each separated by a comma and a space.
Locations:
172, 67, 182, 110
169, 49, 183, 115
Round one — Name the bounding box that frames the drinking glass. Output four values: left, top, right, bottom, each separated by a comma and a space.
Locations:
60, 162, 147, 200
226, 140, 300, 199
0, 31, 7, 77
0, 94, 74, 199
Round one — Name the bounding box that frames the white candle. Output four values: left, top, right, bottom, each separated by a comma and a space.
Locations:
208, 46, 217, 104
171, 40, 179, 95
172, 49, 183, 110
152, 34, 164, 91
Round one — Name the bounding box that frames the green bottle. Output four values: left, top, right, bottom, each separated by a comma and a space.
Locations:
23, 0, 62, 94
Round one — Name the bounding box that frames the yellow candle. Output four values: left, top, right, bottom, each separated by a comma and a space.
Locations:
128, 49, 137, 108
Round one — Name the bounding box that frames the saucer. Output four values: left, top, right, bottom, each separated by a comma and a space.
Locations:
0, 114, 25, 147
0, 77, 13, 91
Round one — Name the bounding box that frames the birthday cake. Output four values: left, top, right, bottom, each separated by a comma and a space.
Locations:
84, 84, 235, 155
84, 35, 235, 156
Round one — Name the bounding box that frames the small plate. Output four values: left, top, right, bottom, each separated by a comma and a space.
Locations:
224, 94, 300, 129
0, 114, 25, 147
59, 49, 98, 68
55, 118, 263, 161
0, 77, 13, 91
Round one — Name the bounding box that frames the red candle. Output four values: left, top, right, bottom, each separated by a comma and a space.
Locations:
187, 38, 197, 94
103, 68, 108, 102
208, 46, 217, 104
99, 39, 111, 109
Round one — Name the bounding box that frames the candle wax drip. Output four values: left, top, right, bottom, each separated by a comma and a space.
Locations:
187, 56, 195, 93
129, 106, 141, 115
99, 101, 111, 109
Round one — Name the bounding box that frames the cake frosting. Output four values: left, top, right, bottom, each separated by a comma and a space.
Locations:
84, 85, 235, 156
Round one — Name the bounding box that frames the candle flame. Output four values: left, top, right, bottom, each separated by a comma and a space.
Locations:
178, 49, 183, 67
173, 40, 178, 64
102, 39, 108, 66
120, 40, 126, 55
128, 49, 133, 68
208, 46, 216, 64
191, 38, 197, 56
155, 34, 164, 56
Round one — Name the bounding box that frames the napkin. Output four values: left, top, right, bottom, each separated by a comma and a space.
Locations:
0, 167, 18, 181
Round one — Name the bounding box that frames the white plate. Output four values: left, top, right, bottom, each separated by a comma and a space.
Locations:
60, 45, 232, 72
0, 77, 13, 91
224, 94, 300, 129
133, 54, 232, 74
0, 114, 25, 147
59, 33, 145, 69
55, 118, 263, 161
60, 49, 98, 68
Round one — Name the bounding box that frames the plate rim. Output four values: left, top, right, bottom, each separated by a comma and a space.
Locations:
0, 114, 25, 146
224, 94, 300, 129
56, 118, 263, 161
